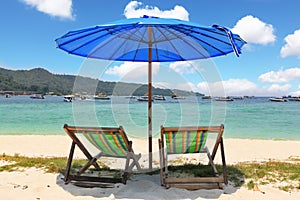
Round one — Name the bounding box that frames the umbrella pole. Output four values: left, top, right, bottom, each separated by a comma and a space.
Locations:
148, 26, 153, 170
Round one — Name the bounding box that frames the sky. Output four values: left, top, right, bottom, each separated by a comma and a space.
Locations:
1, 0, 300, 97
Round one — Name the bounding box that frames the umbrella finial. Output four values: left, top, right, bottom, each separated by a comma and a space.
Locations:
142, 15, 159, 19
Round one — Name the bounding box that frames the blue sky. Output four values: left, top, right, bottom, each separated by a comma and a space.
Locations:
1, 0, 300, 97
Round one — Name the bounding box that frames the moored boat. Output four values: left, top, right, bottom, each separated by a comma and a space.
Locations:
64, 95, 75, 102
153, 95, 166, 100
288, 97, 300, 101
202, 95, 211, 99
30, 94, 44, 99
125, 96, 136, 99
171, 93, 185, 99
215, 97, 233, 101
269, 97, 287, 102
93, 93, 110, 100
137, 96, 153, 102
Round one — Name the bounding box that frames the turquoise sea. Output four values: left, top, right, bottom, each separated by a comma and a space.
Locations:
1, 95, 299, 140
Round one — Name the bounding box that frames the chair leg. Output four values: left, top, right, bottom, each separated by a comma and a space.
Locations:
128, 153, 141, 171
77, 152, 102, 175
205, 147, 219, 176
158, 139, 163, 186
64, 141, 76, 183
220, 139, 228, 185
123, 153, 131, 184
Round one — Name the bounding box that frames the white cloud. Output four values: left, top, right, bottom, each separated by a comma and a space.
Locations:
195, 79, 292, 97
21, 0, 74, 20
232, 15, 276, 45
259, 68, 300, 83
105, 62, 159, 80
289, 85, 300, 96
280, 30, 300, 58
124, 1, 189, 21
197, 79, 257, 96
265, 84, 291, 95
169, 61, 196, 74
154, 81, 198, 92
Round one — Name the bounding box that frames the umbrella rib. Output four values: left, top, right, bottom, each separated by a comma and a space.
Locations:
172, 25, 230, 55
88, 25, 146, 60
60, 28, 119, 55
131, 27, 148, 61
156, 26, 185, 60
115, 25, 149, 60
57, 26, 114, 48
162, 26, 210, 59
150, 27, 159, 60
176, 27, 239, 54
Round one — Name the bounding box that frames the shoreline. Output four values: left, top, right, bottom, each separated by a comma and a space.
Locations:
2, 133, 300, 141
1, 135, 300, 164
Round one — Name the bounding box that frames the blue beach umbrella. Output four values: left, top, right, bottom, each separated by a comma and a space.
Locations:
55, 15, 246, 169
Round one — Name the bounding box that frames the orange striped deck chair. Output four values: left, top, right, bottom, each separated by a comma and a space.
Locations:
159, 124, 227, 189
63, 124, 141, 185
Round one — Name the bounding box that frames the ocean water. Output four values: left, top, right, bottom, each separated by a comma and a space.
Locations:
0, 95, 299, 140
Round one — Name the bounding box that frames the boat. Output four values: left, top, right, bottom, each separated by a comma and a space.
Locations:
137, 96, 153, 102
171, 93, 185, 99
64, 95, 75, 102
269, 97, 287, 102
30, 94, 44, 99
93, 93, 110, 100
153, 95, 166, 100
232, 96, 244, 100
202, 95, 211, 99
215, 97, 234, 101
125, 96, 136, 99
288, 97, 300, 101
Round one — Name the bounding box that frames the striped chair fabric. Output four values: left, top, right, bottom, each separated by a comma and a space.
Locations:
80, 130, 128, 157
165, 130, 208, 154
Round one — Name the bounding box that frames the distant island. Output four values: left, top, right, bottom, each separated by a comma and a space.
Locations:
0, 67, 203, 97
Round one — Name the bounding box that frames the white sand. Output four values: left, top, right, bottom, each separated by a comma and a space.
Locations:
1, 135, 300, 200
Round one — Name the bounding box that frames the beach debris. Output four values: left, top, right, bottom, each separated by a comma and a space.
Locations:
253, 184, 265, 194
22, 185, 28, 190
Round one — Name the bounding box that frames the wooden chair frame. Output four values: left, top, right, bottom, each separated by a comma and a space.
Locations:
63, 124, 141, 185
158, 124, 227, 190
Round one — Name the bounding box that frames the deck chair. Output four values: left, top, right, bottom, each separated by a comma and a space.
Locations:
158, 124, 227, 190
63, 124, 141, 185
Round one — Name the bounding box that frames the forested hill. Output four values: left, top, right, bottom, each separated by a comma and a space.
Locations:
0, 67, 203, 96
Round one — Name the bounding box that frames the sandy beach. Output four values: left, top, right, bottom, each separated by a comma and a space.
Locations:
1, 135, 300, 200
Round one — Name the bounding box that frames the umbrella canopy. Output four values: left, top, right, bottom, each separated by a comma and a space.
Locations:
56, 15, 245, 62
56, 15, 246, 169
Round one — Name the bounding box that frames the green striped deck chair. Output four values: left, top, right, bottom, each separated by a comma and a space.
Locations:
63, 124, 141, 185
159, 124, 227, 190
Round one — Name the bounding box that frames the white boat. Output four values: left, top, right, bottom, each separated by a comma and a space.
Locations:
137, 96, 153, 102
215, 97, 234, 101
269, 97, 287, 102
288, 97, 300, 101
153, 95, 166, 100
125, 96, 136, 99
64, 95, 75, 102
93, 93, 110, 100
30, 94, 44, 99
232, 96, 244, 100
202, 96, 211, 99
171, 93, 185, 99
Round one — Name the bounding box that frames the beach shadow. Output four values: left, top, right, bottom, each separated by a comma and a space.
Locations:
56, 169, 242, 200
